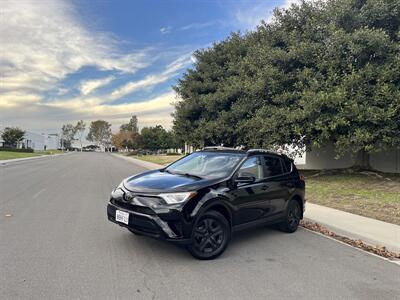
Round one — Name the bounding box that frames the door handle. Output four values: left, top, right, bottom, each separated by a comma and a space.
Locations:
261, 184, 269, 190
284, 182, 294, 188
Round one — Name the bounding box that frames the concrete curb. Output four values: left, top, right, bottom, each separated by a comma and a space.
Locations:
113, 153, 400, 253
0, 152, 72, 166
304, 203, 400, 253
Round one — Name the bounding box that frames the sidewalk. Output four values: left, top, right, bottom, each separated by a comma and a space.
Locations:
304, 203, 400, 253
116, 154, 400, 253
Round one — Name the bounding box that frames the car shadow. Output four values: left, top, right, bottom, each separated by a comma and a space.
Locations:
112, 224, 287, 262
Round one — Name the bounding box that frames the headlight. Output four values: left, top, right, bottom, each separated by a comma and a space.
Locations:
158, 192, 197, 205
111, 186, 124, 199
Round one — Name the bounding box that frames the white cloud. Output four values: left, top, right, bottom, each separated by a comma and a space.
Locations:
110, 53, 192, 99
0, 0, 151, 96
180, 21, 218, 31
0, 91, 178, 133
79, 76, 114, 96
0, 92, 42, 107
160, 26, 172, 34
233, 0, 301, 29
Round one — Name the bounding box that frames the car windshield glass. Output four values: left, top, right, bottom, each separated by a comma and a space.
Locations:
165, 152, 244, 178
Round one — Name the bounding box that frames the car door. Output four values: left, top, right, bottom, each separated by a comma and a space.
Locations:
229, 156, 272, 225
261, 155, 291, 216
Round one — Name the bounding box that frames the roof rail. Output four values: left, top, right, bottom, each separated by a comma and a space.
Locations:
247, 148, 280, 155
202, 146, 238, 151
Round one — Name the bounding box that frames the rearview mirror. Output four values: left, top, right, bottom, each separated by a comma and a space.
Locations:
235, 175, 255, 184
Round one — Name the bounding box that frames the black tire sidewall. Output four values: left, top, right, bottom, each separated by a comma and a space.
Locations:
281, 200, 301, 233
187, 210, 231, 260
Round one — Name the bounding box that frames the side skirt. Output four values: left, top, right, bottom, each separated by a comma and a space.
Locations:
232, 213, 285, 233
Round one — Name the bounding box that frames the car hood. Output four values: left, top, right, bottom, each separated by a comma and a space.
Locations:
123, 169, 222, 193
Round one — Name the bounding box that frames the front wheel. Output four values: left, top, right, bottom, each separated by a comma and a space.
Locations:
186, 210, 231, 260
279, 200, 301, 233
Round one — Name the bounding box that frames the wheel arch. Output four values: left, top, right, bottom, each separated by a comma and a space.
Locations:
206, 203, 232, 227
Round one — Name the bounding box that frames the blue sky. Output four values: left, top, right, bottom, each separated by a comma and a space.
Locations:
0, 0, 294, 133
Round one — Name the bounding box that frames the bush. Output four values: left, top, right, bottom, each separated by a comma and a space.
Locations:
0, 147, 34, 153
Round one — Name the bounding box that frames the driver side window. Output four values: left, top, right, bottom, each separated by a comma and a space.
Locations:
238, 156, 263, 180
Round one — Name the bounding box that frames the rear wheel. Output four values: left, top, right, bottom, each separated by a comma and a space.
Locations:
187, 210, 231, 260
280, 200, 301, 233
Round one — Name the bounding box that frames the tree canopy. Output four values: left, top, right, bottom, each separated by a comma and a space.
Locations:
173, 0, 400, 166
1, 127, 25, 148
140, 125, 178, 150
61, 124, 77, 150
75, 120, 86, 151
87, 120, 112, 149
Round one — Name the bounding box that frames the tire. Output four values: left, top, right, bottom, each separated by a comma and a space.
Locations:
186, 210, 231, 260
279, 199, 301, 233
128, 228, 142, 236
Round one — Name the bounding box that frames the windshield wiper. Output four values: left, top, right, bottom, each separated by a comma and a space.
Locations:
174, 172, 203, 180
163, 169, 176, 175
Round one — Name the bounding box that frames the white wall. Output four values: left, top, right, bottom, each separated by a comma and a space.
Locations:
44, 134, 60, 150
22, 131, 45, 150
20, 132, 60, 151
298, 143, 400, 173
370, 149, 400, 173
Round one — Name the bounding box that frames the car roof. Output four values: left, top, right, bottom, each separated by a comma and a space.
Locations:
199, 146, 287, 159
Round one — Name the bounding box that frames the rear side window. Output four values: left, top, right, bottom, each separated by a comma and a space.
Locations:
263, 156, 284, 177
283, 159, 293, 173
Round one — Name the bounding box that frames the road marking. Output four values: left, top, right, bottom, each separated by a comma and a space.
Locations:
33, 188, 46, 199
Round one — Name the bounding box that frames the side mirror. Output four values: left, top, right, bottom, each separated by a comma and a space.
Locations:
235, 175, 255, 184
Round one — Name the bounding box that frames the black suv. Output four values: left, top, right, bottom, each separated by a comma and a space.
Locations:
107, 147, 305, 259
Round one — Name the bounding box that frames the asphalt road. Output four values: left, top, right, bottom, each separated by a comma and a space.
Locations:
1, 153, 399, 300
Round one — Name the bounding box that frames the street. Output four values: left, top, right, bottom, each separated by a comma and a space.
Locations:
1, 153, 399, 300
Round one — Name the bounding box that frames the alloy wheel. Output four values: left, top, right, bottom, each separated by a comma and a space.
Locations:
193, 218, 225, 254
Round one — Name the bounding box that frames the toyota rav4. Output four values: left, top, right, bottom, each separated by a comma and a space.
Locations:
107, 147, 305, 259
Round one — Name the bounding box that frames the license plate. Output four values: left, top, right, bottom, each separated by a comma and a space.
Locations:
115, 210, 129, 225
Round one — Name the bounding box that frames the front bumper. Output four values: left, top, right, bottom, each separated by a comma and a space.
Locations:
107, 202, 191, 244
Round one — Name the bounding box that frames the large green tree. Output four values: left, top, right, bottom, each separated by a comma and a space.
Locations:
173, 0, 400, 168
140, 125, 176, 150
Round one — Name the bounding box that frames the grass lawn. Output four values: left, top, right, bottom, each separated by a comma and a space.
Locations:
0, 149, 65, 160
130, 154, 183, 165
35, 149, 65, 155
0, 151, 42, 160
302, 170, 400, 225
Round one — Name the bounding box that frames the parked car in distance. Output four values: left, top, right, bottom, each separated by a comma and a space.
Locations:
107, 147, 305, 259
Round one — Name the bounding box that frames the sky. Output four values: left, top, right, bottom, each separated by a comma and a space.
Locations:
0, 0, 297, 134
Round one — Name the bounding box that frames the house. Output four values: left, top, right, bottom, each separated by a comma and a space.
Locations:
22, 132, 60, 151
0, 126, 61, 151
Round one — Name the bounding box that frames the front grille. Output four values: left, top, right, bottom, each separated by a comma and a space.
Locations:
110, 198, 155, 215
107, 203, 162, 236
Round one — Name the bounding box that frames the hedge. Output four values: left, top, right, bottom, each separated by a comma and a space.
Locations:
0, 147, 34, 153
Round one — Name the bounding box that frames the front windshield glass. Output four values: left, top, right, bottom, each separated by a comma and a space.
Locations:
165, 151, 244, 179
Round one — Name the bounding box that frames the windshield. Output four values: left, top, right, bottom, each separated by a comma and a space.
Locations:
165, 151, 244, 179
